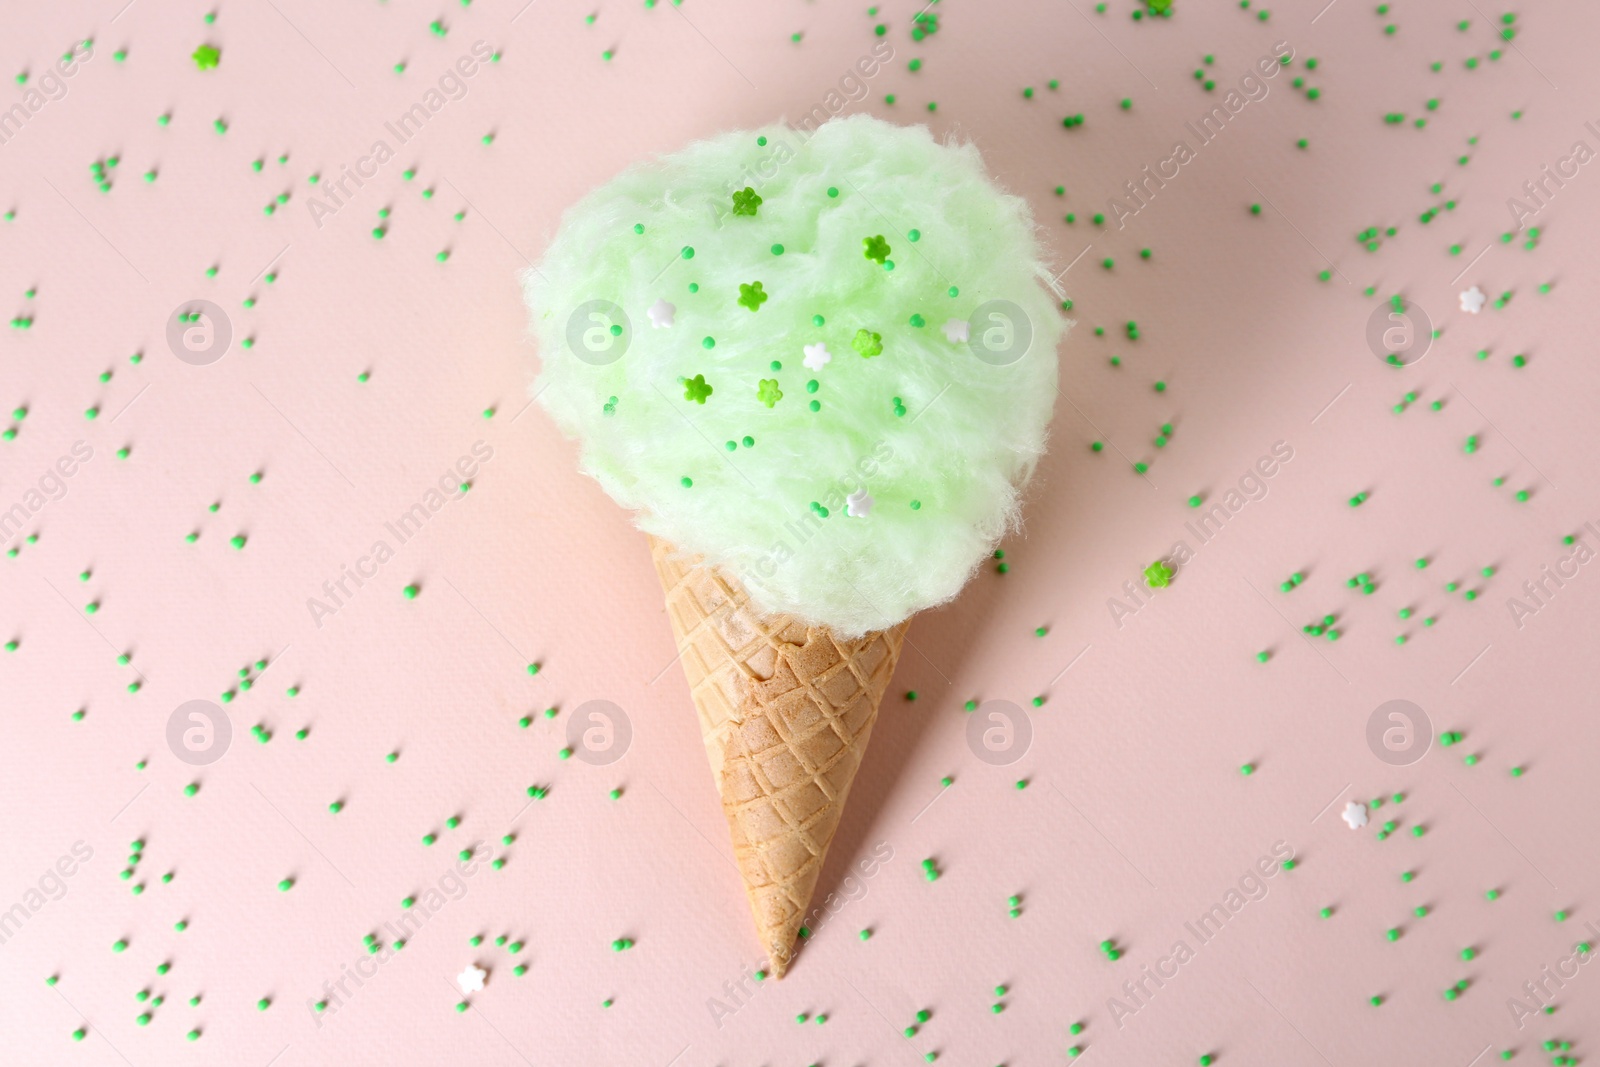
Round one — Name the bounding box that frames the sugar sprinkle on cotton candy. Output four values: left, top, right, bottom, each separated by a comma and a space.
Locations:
523, 115, 1067, 635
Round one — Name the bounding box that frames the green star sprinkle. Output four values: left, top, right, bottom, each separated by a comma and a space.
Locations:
682, 374, 713, 404
1144, 560, 1174, 588
730, 186, 763, 216
737, 281, 768, 311
852, 329, 883, 358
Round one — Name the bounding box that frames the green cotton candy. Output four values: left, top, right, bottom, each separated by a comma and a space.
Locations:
523, 115, 1067, 636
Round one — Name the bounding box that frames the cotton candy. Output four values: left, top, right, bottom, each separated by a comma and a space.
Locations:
523, 114, 1067, 635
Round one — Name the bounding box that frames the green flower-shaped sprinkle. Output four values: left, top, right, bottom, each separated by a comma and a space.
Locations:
731, 187, 763, 217
757, 379, 783, 408
862, 234, 891, 263
192, 44, 221, 70
852, 328, 883, 358
1144, 560, 1174, 588
737, 281, 768, 312
683, 375, 712, 404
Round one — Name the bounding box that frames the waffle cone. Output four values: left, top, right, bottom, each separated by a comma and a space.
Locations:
648, 535, 908, 977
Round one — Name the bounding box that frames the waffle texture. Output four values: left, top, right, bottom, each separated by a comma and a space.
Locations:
649, 535, 908, 976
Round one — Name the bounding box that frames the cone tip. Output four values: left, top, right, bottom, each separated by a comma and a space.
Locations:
765, 952, 790, 980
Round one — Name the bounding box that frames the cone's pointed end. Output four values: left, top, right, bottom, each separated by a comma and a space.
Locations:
763, 939, 793, 980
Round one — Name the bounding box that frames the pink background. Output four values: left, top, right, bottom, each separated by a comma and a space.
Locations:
4, 0, 1599, 1064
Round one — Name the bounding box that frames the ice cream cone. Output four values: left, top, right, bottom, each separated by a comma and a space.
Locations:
528, 117, 1063, 977
648, 535, 908, 977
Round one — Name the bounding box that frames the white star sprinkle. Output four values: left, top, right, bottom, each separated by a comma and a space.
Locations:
647, 299, 676, 328
1341, 801, 1369, 830
942, 319, 970, 343
1459, 286, 1486, 315
846, 489, 874, 518
456, 963, 487, 994
803, 342, 831, 371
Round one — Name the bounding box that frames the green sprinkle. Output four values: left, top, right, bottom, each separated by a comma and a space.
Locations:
730, 187, 762, 217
